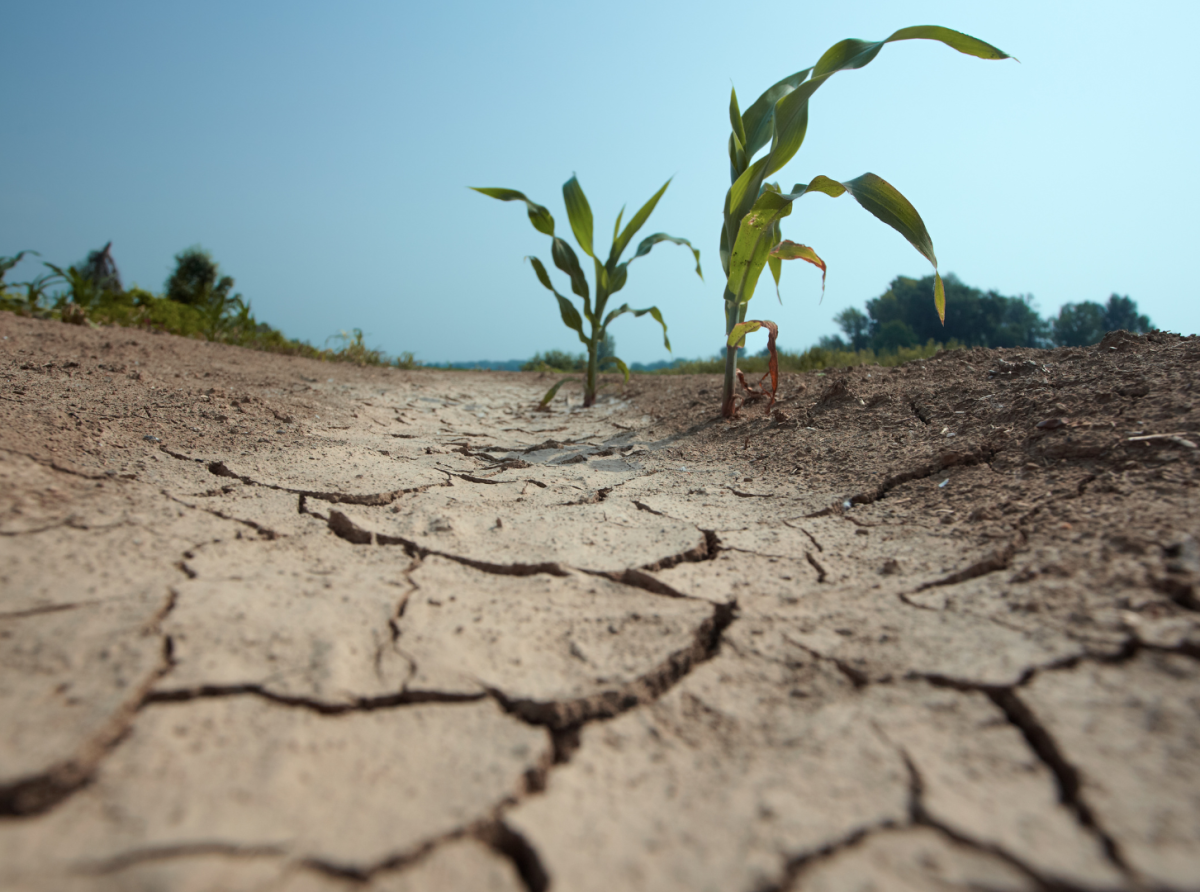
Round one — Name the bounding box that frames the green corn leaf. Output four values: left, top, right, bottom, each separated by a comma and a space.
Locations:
551, 237, 591, 308
593, 256, 610, 312
814, 26, 1011, 79
725, 157, 771, 240
527, 256, 589, 345
608, 262, 628, 296
610, 178, 671, 265
934, 271, 946, 324
726, 189, 796, 304
729, 86, 747, 151
727, 173, 937, 308
471, 187, 555, 236
741, 69, 810, 160
840, 172, 936, 267
612, 205, 625, 246
608, 232, 702, 298
728, 133, 747, 181
562, 175, 595, 258
602, 303, 671, 352
0, 250, 39, 280
630, 233, 702, 279
766, 27, 1011, 180
539, 377, 575, 408
728, 319, 767, 348
766, 215, 783, 303
767, 254, 782, 302
611, 357, 630, 383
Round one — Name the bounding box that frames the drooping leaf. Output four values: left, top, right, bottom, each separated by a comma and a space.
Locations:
601, 356, 631, 383
609, 178, 671, 265
0, 250, 39, 281
726, 173, 937, 310
813, 26, 1011, 80
768, 254, 782, 303
602, 303, 671, 352
562, 175, 595, 258
728, 320, 779, 410
630, 233, 702, 279
527, 256, 588, 345
840, 172, 936, 267
608, 232, 701, 297
471, 187, 555, 236
770, 240, 827, 297
934, 271, 946, 324
551, 237, 591, 311
761, 27, 1011, 184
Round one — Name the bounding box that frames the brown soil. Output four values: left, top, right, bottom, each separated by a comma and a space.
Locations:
2, 311, 1198, 892
626, 330, 1200, 616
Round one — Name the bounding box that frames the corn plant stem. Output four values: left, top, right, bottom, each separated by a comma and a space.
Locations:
585, 338, 598, 408
722, 293, 738, 417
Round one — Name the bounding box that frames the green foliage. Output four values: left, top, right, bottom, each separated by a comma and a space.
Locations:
1050, 294, 1153, 347
717, 26, 1013, 415
473, 174, 701, 407
833, 307, 870, 351
840, 277, 1153, 351
79, 242, 122, 294
867, 275, 1049, 349
0, 251, 39, 288
3, 245, 411, 368
521, 350, 586, 372
166, 246, 231, 306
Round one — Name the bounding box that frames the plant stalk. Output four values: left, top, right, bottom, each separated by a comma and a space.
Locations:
722, 292, 739, 417
585, 337, 598, 407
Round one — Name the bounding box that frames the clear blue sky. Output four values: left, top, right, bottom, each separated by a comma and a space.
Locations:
3, 1, 1196, 363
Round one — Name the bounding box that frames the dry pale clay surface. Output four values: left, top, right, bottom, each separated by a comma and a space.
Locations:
2, 313, 1199, 891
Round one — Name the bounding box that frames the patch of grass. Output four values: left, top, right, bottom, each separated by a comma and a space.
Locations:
657, 339, 957, 375
0, 286, 413, 368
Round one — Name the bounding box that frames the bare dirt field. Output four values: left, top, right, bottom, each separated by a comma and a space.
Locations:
2, 311, 1198, 892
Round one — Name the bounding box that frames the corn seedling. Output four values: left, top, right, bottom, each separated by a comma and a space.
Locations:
473, 175, 701, 407
719, 26, 1013, 416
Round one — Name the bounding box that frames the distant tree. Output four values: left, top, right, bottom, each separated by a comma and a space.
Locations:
1102, 294, 1152, 334
79, 242, 122, 294
834, 307, 871, 350
816, 334, 850, 351
874, 320, 919, 352
166, 246, 236, 308
598, 332, 616, 362
866, 274, 1049, 350
1052, 302, 1107, 346
521, 349, 585, 372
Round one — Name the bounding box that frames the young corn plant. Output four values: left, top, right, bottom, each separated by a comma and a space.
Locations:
720, 26, 1013, 417
473, 175, 701, 407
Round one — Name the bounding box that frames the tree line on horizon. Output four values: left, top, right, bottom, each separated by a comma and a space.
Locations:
820, 274, 1152, 355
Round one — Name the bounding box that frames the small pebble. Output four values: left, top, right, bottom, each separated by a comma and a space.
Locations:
143, 435, 160, 443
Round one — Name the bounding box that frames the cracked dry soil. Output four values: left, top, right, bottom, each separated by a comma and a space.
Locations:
1, 313, 1198, 892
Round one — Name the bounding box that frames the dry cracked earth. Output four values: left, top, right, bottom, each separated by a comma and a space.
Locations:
1, 312, 1199, 892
